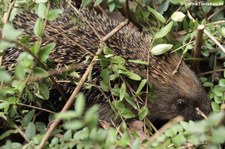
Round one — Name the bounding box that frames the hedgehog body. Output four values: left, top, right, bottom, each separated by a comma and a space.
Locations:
2, 7, 211, 123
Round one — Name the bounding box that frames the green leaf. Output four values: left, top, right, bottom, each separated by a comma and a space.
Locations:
118, 132, 130, 147
128, 59, 148, 65
155, 21, 174, 38
31, 41, 41, 54
201, 48, 209, 57
2, 23, 22, 41
36, 3, 47, 19
50, 137, 59, 145
118, 70, 141, 81
138, 106, 148, 120
120, 109, 135, 119
203, 82, 213, 87
120, 83, 126, 101
74, 127, 89, 140
34, 18, 44, 38
12, 80, 27, 92
33, 67, 49, 78
208, 112, 224, 126
208, 0, 224, 5
106, 128, 117, 145
136, 79, 147, 94
165, 127, 176, 137
15, 64, 27, 80
219, 79, 225, 87
94, 129, 108, 141
38, 43, 55, 62
0, 101, 10, 113
35, 122, 46, 133
213, 87, 225, 96
147, 6, 166, 23
111, 87, 120, 96
214, 96, 222, 104
84, 105, 99, 126
0, 129, 18, 141
56, 111, 79, 120
0, 68, 11, 82
150, 44, 173, 55
108, 2, 116, 12
111, 56, 125, 65
131, 139, 140, 149
211, 102, 220, 112
0, 87, 15, 97
34, 0, 48, 3
21, 109, 35, 127
0, 41, 12, 52
172, 134, 186, 147
64, 120, 85, 130
63, 130, 72, 141
100, 81, 110, 92
94, 0, 103, 6
101, 68, 111, 83
82, 0, 91, 7
171, 11, 186, 22
113, 100, 125, 111
170, 0, 186, 4
47, 9, 63, 21
221, 27, 225, 37
38, 83, 49, 100
84, 105, 99, 127
212, 127, 225, 144
125, 94, 137, 109
75, 92, 85, 115
103, 46, 113, 54
25, 122, 36, 140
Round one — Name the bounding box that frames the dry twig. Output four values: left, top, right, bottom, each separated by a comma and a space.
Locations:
191, 25, 205, 73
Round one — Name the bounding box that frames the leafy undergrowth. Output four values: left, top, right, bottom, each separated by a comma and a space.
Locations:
0, 0, 225, 148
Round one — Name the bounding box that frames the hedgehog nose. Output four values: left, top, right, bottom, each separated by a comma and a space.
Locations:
203, 97, 212, 115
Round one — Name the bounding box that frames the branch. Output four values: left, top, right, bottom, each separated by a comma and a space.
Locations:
191, 25, 204, 73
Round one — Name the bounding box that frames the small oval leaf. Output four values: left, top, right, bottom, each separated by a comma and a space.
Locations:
171, 11, 186, 22
138, 106, 148, 120
34, 18, 44, 37
25, 122, 36, 140
151, 44, 173, 55
155, 21, 174, 38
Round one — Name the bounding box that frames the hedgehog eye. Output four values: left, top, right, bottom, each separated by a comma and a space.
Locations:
176, 99, 186, 109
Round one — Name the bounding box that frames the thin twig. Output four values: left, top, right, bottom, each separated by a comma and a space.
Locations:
28, 64, 83, 83
38, 18, 128, 149
2, 0, 16, 25
195, 107, 208, 120
208, 6, 225, 20
1, 115, 29, 143
172, 53, 184, 75
204, 29, 225, 53
0, 100, 55, 114
198, 68, 225, 76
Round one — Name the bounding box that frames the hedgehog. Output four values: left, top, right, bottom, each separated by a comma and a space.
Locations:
2, 6, 211, 124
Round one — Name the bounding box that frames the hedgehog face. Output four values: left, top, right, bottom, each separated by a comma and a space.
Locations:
148, 82, 212, 121
148, 54, 212, 122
